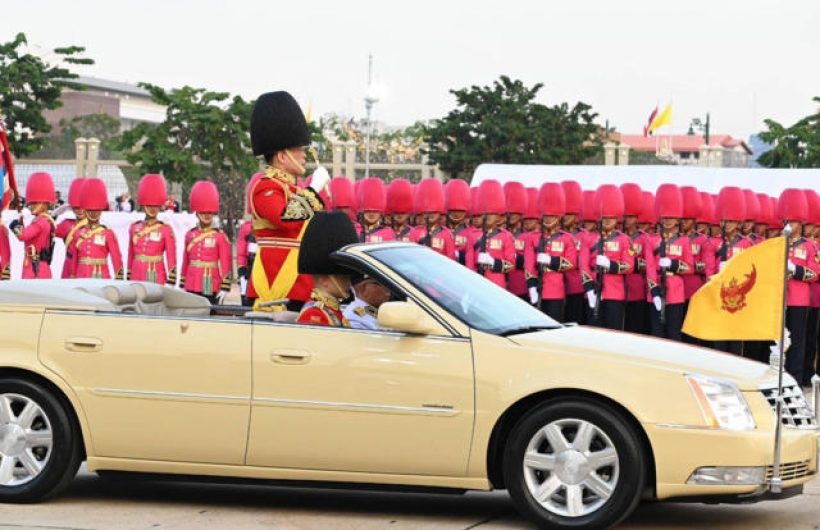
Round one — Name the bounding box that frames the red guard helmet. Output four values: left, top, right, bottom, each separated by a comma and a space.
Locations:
524, 187, 540, 219
699, 192, 717, 225
768, 197, 780, 229
777, 188, 808, 222
655, 184, 683, 219
387, 179, 414, 215
469, 188, 480, 217
67, 178, 85, 209
477, 179, 506, 215
357, 177, 386, 212
415, 178, 445, 214
561, 180, 582, 215
742, 189, 761, 222
580, 190, 597, 222
803, 189, 819, 225
756, 193, 773, 227
538, 182, 565, 217
639, 192, 656, 225
25, 172, 56, 204
80, 178, 109, 211
329, 177, 356, 212
680, 186, 702, 220
596, 184, 624, 219
717, 186, 746, 222
620, 183, 643, 218
190, 180, 220, 213
444, 179, 470, 212
503, 181, 527, 215
137, 174, 168, 207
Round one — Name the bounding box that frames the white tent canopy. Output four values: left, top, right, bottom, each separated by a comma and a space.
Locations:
471, 165, 819, 196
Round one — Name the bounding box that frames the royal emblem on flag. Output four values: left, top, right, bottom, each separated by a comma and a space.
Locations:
720, 265, 757, 314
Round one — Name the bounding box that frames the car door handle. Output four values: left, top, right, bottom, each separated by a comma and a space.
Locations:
65, 337, 103, 352
270, 350, 311, 365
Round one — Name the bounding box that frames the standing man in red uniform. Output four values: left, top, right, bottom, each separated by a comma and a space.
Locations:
620, 183, 647, 334
127, 174, 176, 285
646, 184, 693, 341
445, 179, 475, 269
473, 179, 516, 290
387, 179, 414, 242
532, 182, 577, 320
357, 178, 395, 243
583, 185, 633, 330
71, 178, 123, 280
410, 179, 455, 259
504, 182, 530, 300
248, 91, 328, 312
55, 179, 87, 278
10, 172, 56, 279
181, 181, 231, 304
560, 180, 587, 324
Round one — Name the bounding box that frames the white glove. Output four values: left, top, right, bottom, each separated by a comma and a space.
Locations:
309, 166, 331, 193
215, 290, 227, 305
653, 296, 663, 312
658, 257, 672, 268
528, 287, 539, 305
586, 291, 597, 309
595, 255, 610, 269
247, 242, 259, 254
718, 261, 727, 272
787, 261, 796, 274
477, 252, 494, 266
536, 253, 549, 265
770, 328, 793, 358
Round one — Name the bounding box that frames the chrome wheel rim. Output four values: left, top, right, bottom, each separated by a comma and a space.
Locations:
0, 393, 53, 486
523, 418, 620, 517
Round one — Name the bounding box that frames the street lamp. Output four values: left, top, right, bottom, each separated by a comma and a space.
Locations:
363, 54, 379, 180
687, 113, 711, 146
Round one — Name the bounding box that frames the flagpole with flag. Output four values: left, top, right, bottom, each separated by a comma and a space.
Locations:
1, 113, 20, 212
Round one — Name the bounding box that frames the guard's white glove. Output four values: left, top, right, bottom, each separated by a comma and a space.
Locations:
215, 290, 228, 305
653, 296, 663, 312
536, 253, 549, 265
658, 257, 672, 268
769, 328, 793, 359
595, 255, 610, 269
309, 166, 331, 193
586, 291, 597, 309
787, 261, 796, 274
529, 287, 539, 305
477, 252, 494, 266
248, 242, 259, 254
718, 260, 727, 272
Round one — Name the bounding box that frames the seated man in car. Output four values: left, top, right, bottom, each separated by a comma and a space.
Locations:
343, 274, 392, 330
296, 211, 359, 327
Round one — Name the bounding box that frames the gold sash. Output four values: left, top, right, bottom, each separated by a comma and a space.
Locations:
186, 229, 215, 252
65, 218, 88, 248
132, 222, 163, 245
251, 221, 309, 312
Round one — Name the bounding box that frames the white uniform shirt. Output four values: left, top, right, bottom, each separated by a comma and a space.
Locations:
343, 297, 379, 330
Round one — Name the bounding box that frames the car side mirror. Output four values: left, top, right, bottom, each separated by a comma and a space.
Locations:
377, 300, 446, 336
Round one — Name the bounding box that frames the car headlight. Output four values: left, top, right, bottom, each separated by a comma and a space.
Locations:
686, 374, 756, 431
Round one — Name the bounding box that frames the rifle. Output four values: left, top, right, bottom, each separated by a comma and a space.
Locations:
658, 224, 667, 325
592, 220, 604, 321
477, 215, 489, 276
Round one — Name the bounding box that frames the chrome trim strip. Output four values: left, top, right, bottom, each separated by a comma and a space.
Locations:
93, 388, 248, 403
252, 397, 459, 416
654, 423, 715, 430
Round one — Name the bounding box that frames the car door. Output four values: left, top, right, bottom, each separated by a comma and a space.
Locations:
38, 310, 252, 465
246, 320, 474, 476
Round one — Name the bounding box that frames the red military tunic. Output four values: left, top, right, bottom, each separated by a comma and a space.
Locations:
72, 223, 124, 279
296, 291, 350, 327
0, 224, 10, 280
531, 230, 578, 300
394, 225, 414, 243
811, 239, 820, 310
625, 231, 647, 302
128, 220, 176, 284
55, 217, 86, 279
409, 225, 456, 259
713, 235, 754, 277
181, 227, 231, 296
236, 220, 256, 272
361, 225, 396, 243
248, 167, 324, 304
683, 232, 714, 300
565, 228, 589, 296
451, 224, 476, 270
645, 233, 694, 305
473, 228, 516, 289
12, 214, 55, 279
508, 229, 532, 296
786, 237, 819, 307
583, 231, 634, 301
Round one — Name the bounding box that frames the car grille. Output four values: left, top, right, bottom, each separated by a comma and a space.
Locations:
760, 385, 817, 429
766, 461, 813, 481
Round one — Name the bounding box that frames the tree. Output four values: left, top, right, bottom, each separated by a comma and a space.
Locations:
424, 76, 600, 179
35, 113, 122, 159
0, 32, 93, 157
118, 84, 257, 240
757, 97, 819, 168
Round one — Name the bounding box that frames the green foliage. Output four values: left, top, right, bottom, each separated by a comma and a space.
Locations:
424, 76, 600, 179
118, 84, 258, 238
35, 113, 122, 159
757, 97, 819, 168
0, 32, 94, 157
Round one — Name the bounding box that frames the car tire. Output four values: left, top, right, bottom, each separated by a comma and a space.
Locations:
0, 378, 82, 503
503, 398, 646, 530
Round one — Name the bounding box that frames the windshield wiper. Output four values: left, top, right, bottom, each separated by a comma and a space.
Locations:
498, 324, 563, 337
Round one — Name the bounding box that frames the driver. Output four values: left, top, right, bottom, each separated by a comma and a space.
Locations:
344, 274, 392, 330
296, 211, 360, 327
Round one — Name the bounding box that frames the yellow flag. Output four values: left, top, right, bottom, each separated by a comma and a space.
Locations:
648, 103, 672, 134
682, 237, 786, 340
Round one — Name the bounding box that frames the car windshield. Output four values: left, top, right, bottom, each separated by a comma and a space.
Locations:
367, 245, 561, 335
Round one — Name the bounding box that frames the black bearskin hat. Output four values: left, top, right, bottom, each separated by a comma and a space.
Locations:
298, 212, 359, 275
250, 91, 311, 157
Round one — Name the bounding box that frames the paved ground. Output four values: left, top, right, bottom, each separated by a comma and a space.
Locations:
0, 467, 817, 530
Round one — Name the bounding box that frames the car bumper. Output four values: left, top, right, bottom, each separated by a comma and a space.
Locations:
645, 423, 818, 500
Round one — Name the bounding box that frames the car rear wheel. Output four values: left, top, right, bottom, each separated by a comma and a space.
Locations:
503, 398, 645, 529
0, 378, 82, 503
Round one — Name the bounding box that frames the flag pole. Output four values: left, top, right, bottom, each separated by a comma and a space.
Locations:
770, 224, 791, 494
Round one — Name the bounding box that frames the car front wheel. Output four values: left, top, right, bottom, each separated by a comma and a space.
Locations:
0, 378, 82, 503
503, 398, 646, 529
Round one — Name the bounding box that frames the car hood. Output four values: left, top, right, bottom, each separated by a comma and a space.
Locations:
508, 325, 785, 390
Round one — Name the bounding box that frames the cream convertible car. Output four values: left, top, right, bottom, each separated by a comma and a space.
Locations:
0, 242, 817, 529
